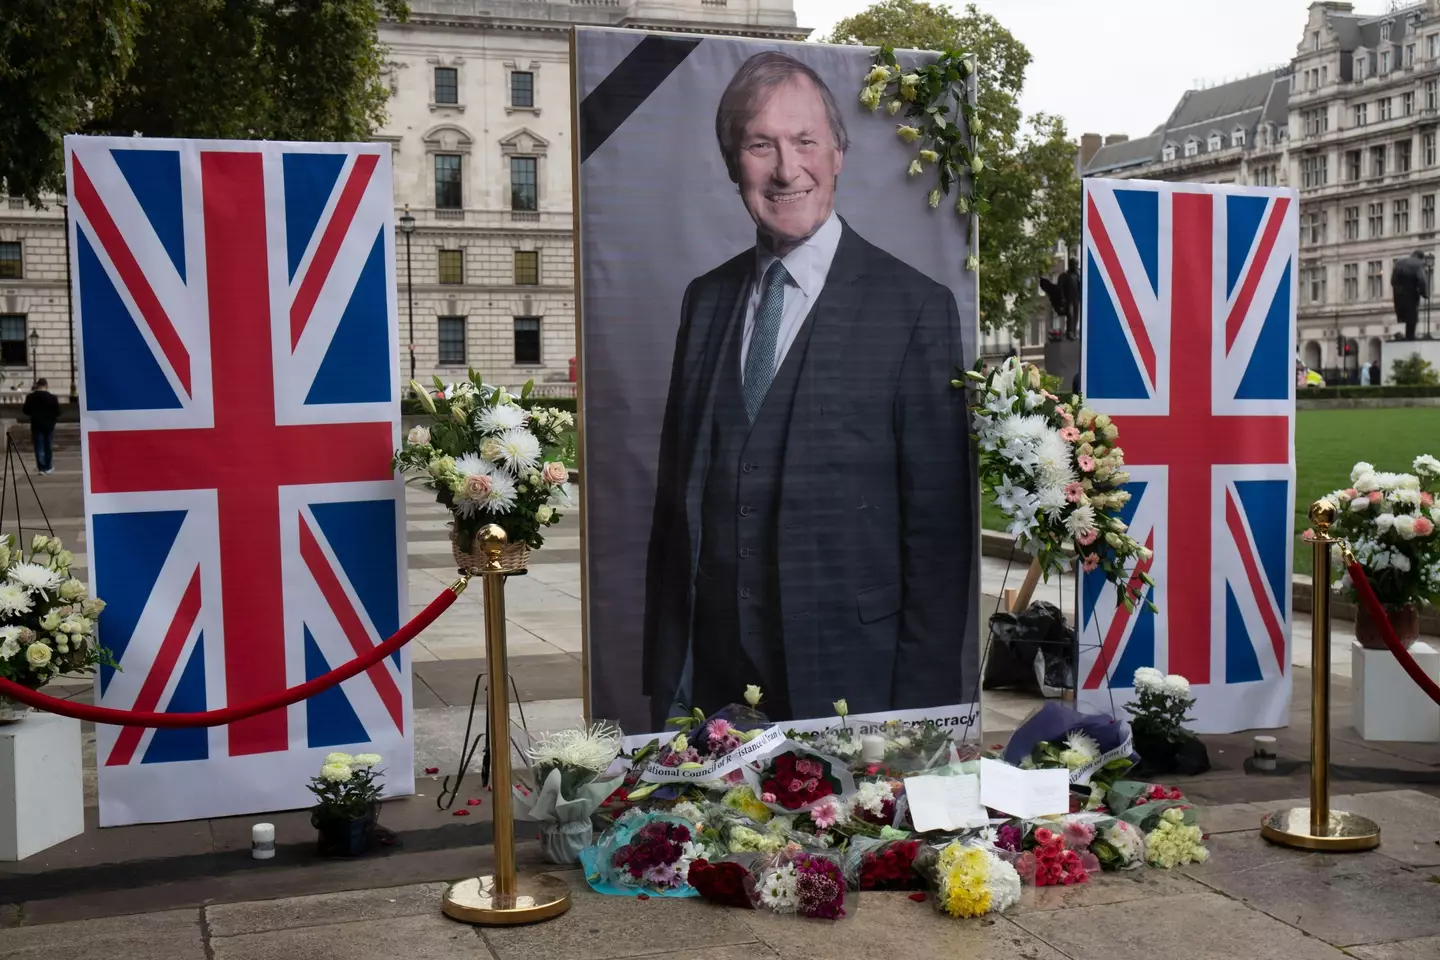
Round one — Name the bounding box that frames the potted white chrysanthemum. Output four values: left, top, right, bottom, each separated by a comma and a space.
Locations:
308, 752, 385, 857
0, 534, 110, 723
393, 372, 572, 573
515, 723, 625, 864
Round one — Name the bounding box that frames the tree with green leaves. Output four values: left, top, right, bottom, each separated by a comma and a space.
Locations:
1, 0, 407, 206
827, 0, 1081, 337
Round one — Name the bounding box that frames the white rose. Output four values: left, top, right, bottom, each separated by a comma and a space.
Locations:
1391, 553, 1413, 573
24, 642, 51, 668
59, 578, 86, 600
536, 505, 554, 523
407, 425, 431, 446
1375, 513, 1396, 532
1354, 473, 1379, 493
1350, 497, 1370, 513
1351, 461, 1375, 482
39, 610, 61, 631
1395, 514, 1418, 539
744, 684, 762, 706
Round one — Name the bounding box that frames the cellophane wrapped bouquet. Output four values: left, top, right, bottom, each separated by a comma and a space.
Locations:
751, 848, 850, 919
515, 722, 625, 864
963, 357, 1155, 611
920, 841, 1022, 918
581, 809, 702, 897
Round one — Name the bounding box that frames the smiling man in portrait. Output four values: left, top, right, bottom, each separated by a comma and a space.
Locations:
641, 50, 975, 727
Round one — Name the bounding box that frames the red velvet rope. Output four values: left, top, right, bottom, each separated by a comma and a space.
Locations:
0, 583, 463, 727
1346, 561, 1440, 705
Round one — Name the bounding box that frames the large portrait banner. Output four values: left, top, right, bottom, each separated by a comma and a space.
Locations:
574, 28, 982, 739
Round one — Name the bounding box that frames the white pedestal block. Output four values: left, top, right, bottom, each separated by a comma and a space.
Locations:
1379, 338, 1440, 384
1351, 640, 1440, 742
0, 712, 85, 860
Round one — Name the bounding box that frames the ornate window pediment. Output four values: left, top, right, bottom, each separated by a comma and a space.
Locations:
499, 128, 550, 157
423, 124, 474, 154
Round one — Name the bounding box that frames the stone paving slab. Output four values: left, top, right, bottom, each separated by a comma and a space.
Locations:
1183, 832, 1440, 948
0, 907, 205, 960
1008, 867, 1208, 915
1013, 892, 1352, 960
1351, 936, 1440, 959
210, 912, 483, 960
204, 882, 446, 937
1327, 790, 1440, 867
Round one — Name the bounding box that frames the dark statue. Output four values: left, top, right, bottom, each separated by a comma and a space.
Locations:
1038, 258, 1081, 340
1390, 249, 1430, 341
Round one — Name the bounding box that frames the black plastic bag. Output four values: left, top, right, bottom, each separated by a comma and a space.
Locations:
984, 601, 1075, 698
1132, 731, 1211, 778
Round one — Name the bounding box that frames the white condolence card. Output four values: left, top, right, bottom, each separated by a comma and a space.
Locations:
979, 758, 1070, 819
904, 774, 987, 833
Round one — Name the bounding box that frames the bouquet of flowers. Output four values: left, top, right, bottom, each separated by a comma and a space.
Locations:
964, 358, 1155, 612
393, 373, 572, 565
1015, 826, 1096, 887
1126, 668, 1209, 776
687, 857, 757, 908
1003, 701, 1135, 808
1143, 807, 1208, 868
1105, 780, 1197, 832
747, 746, 855, 813
752, 849, 849, 919
582, 810, 700, 897
0, 535, 111, 711
1320, 458, 1440, 640
845, 836, 923, 890
874, 717, 958, 771
1089, 818, 1146, 871
514, 723, 626, 864
923, 841, 1022, 918
848, 778, 903, 828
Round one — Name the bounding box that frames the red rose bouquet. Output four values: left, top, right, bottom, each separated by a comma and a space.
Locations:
1019, 827, 1095, 887
687, 858, 756, 909
851, 838, 922, 890
746, 746, 854, 814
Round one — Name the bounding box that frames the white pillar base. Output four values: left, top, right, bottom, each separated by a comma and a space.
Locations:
0, 711, 85, 860
1351, 640, 1440, 742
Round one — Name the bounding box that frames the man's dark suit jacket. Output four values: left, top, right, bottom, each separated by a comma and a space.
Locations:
642, 219, 975, 724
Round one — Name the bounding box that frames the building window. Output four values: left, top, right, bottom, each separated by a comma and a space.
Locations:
1161, 142, 1177, 162
0, 315, 26, 366
1232, 127, 1246, 148
434, 154, 462, 209
1399, 138, 1414, 172
1303, 264, 1327, 304
1426, 132, 1437, 166
1405, 91, 1416, 115
1395, 197, 1411, 234
434, 67, 459, 105
1343, 263, 1359, 301
1424, 194, 1436, 230
1382, 21, 1392, 43
1312, 30, 1321, 51
1347, 149, 1363, 180
511, 71, 535, 109
1371, 144, 1387, 177
1208, 132, 1223, 152
1344, 205, 1360, 239
1355, 55, 1366, 80
1381, 97, 1393, 121
438, 249, 464, 285
1301, 155, 1328, 188
1381, 50, 1392, 75
1304, 107, 1328, 137
1322, 64, 1328, 86
1431, 34, 1440, 60
1369, 201, 1385, 237
1254, 164, 1274, 187
510, 156, 538, 211
1354, 103, 1368, 126
513, 317, 541, 365
1183, 138, 1198, 158
437, 316, 466, 365
1367, 260, 1385, 299
1428, 79, 1439, 111
514, 250, 539, 285
1304, 211, 1327, 244
0, 241, 19, 280
1407, 43, 1417, 67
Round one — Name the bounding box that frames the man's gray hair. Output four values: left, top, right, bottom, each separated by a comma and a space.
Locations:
715, 51, 850, 179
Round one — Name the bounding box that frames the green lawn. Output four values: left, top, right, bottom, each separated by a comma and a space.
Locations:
978, 407, 1440, 578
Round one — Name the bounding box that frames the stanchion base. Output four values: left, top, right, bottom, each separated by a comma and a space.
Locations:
442, 874, 571, 926
1260, 807, 1382, 852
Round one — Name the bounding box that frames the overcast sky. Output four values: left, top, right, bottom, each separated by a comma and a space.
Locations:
793, 0, 1395, 137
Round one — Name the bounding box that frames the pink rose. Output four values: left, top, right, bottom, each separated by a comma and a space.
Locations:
542, 461, 569, 484
1077, 455, 1096, 473
463, 474, 492, 500
1369, 491, 1384, 504
1415, 516, 1435, 537
761, 792, 777, 804
1060, 426, 1081, 443
1077, 530, 1098, 546
1302, 529, 1315, 541
1042, 391, 1060, 402
1344, 488, 1358, 499
1060, 409, 1075, 426
1422, 492, 1434, 506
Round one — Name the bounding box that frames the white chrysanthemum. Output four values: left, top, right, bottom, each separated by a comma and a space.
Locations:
1034, 431, 1074, 484
1351, 461, 1376, 482
1163, 674, 1191, 696
852, 779, 893, 817
1064, 504, 1097, 537
1354, 473, 1380, 494
8, 562, 61, 594
1035, 483, 1069, 515
320, 762, 352, 783
759, 863, 799, 913
671, 801, 706, 824
0, 583, 32, 616
1062, 729, 1100, 762
1414, 454, 1440, 476
1133, 666, 1165, 691
453, 453, 486, 478
352, 753, 382, 768
983, 850, 1022, 912
477, 403, 527, 434
1390, 488, 1422, 506
494, 428, 542, 474
480, 471, 518, 514
526, 722, 623, 773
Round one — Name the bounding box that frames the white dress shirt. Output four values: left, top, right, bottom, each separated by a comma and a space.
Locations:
739, 211, 843, 377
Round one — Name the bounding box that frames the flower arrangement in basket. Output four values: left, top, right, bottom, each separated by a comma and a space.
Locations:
0, 534, 110, 722
1319, 457, 1440, 648
963, 358, 1154, 613
393, 373, 573, 572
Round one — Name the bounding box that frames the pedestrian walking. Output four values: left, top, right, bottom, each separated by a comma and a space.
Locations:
22, 378, 59, 475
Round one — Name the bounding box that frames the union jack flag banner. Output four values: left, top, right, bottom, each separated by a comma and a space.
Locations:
1078, 179, 1297, 734
65, 137, 410, 825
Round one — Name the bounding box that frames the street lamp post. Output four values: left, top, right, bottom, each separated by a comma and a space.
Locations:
399, 205, 417, 388
29, 329, 40, 387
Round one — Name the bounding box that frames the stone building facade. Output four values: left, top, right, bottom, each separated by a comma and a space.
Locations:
0, 0, 807, 402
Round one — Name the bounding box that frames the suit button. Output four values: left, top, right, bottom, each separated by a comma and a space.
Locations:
740, 587, 751, 600
739, 505, 750, 517
742, 462, 754, 473
740, 547, 751, 559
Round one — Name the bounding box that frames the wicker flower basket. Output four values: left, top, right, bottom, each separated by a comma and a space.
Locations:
451, 527, 531, 574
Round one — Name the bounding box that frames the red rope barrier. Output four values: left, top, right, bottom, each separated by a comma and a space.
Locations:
1346, 561, 1440, 705
0, 579, 467, 727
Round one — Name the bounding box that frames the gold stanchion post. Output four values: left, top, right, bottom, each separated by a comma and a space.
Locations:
442, 525, 571, 925
1260, 501, 1381, 852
